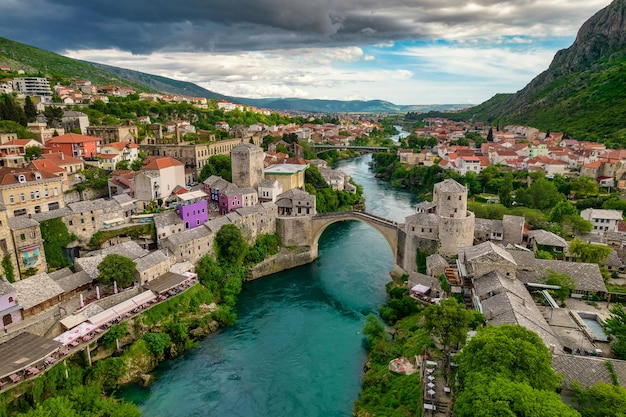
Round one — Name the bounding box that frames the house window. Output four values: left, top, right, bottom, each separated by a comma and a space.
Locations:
54, 188, 59, 196
35, 190, 40, 198
30, 191, 35, 200
20, 233, 25, 240
80, 219, 84, 224
44, 189, 49, 197
69, 220, 73, 226
9, 195, 14, 204
20, 193, 25, 202
8, 296, 13, 303
447, 196, 450, 200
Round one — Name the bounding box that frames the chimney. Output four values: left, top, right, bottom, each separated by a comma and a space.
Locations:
58, 151, 64, 160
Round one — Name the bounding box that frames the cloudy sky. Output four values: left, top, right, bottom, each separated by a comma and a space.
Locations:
0, 0, 614, 105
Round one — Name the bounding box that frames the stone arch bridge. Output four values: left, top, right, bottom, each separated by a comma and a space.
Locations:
311, 211, 400, 260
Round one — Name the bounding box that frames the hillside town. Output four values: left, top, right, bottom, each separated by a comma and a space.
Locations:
1, 74, 626, 414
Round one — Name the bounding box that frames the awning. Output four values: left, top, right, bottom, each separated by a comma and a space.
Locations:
112, 299, 137, 316
103, 217, 124, 225
88, 308, 121, 327
53, 322, 96, 346
60, 314, 88, 330
131, 290, 156, 306
411, 284, 430, 294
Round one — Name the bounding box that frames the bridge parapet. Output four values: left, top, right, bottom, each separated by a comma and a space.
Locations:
311, 210, 400, 261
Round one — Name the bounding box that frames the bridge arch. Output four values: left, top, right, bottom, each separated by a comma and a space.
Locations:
310, 211, 399, 261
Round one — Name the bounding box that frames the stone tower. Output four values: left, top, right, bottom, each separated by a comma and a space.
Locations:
231, 142, 264, 189
434, 179, 475, 256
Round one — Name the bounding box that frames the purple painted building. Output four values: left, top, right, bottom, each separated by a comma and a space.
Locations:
0, 279, 22, 330
176, 190, 209, 230
218, 184, 243, 215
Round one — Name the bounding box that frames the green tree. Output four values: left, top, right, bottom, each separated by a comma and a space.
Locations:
115, 160, 130, 170
198, 154, 232, 183
423, 298, 477, 361
544, 269, 576, 305
142, 332, 172, 357
499, 172, 514, 207
24, 96, 37, 123
455, 373, 580, 417
561, 214, 593, 236
515, 177, 562, 210
40, 218, 77, 269
571, 176, 599, 198
215, 224, 248, 266
43, 106, 64, 128
2, 254, 15, 283
548, 201, 578, 223
569, 239, 612, 264
486, 127, 494, 142
572, 381, 626, 417
25, 146, 42, 161
96, 254, 136, 288
604, 304, 626, 360
456, 324, 563, 391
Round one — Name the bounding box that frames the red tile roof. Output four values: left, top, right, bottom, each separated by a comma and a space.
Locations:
0, 167, 58, 185
47, 133, 100, 144
142, 156, 184, 170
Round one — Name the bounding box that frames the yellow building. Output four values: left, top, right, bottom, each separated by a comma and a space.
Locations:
0, 167, 65, 217
263, 163, 308, 192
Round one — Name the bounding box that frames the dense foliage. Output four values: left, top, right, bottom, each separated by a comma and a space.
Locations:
605, 304, 626, 360
96, 254, 137, 288
39, 218, 77, 269
304, 164, 364, 213
197, 154, 233, 183
454, 324, 575, 416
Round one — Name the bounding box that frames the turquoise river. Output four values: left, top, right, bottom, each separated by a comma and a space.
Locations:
120, 150, 417, 416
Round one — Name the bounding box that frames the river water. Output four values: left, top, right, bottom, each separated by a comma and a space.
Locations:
120, 130, 416, 417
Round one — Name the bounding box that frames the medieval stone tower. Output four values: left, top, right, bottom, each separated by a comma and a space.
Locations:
231, 142, 265, 190
434, 179, 475, 256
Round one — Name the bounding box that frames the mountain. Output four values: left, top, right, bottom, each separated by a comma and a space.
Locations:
461, 0, 626, 143
0, 36, 467, 114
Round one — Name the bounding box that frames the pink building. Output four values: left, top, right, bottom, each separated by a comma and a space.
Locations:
1, 280, 22, 330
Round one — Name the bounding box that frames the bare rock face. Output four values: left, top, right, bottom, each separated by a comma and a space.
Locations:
476, 0, 626, 121
549, 0, 626, 75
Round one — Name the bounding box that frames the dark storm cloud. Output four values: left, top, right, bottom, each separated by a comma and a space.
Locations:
0, 0, 611, 53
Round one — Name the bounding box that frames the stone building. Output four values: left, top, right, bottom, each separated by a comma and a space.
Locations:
86, 121, 138, 144
0, 167, 65, 218
0, 207, 19, 279
434, 179, 475, 255
403, 178, 476, 260
231, 142, 265, 190
8, 216, 47, 278
275, 189, 316, 216
134, 249, 176, 285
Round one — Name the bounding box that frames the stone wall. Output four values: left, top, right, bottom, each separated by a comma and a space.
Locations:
438, 211, 475, 256
248, 246, 317, 280
398, 229, 438, 273
276, 216, 313, 247
63, 187, 110, 204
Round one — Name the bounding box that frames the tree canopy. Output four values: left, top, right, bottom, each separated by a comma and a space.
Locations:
572, 381, 626, 417
544, 269, 576, 305
198, 154, 232, 183
604, 304, 626, 360
568, 239, 612, 264
97, 254, 136, 288
215, 224, 248, 266
423, 298, 481, 357
456, 324, 562, 391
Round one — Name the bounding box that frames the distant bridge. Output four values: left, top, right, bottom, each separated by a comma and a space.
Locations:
313, 145, 390, 154
311, 211, 400, 261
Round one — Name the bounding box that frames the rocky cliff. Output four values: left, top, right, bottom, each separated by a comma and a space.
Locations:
465, 0, 626, 142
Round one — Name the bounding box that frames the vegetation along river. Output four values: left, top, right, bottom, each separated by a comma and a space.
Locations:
120, 133, 416, 417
